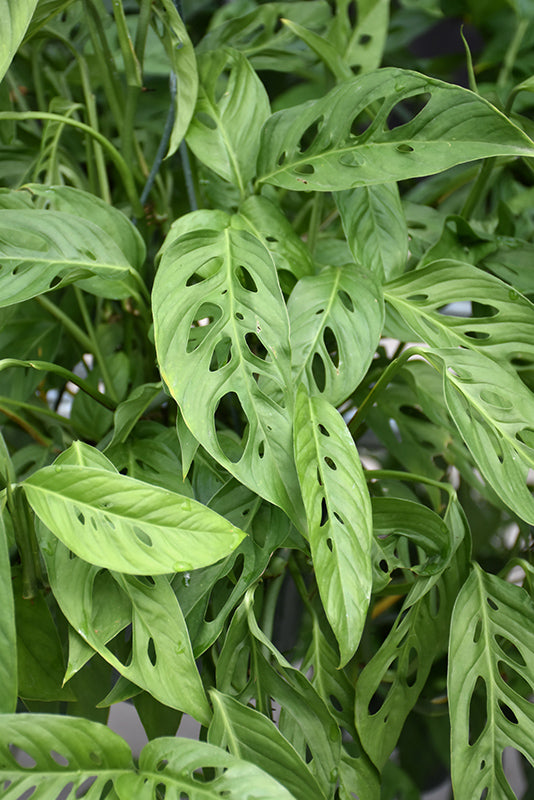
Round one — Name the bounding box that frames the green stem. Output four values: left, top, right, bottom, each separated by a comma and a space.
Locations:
8, 485, 44, 599
0, 359, 117, 411
0, 396, 73, 427
83, 0, 124, 126
461, 157, 496, 219
75, 288, 119, 403
307, 192, 324, 257
363, 469, 455, 497
36, 295, 94, 353
135, 0, 153, 65
0, 405, 51, 447
347, 348, 415, 436
497, 18, 529, 90
112, 0, 143, 169
0, 111, 142, 216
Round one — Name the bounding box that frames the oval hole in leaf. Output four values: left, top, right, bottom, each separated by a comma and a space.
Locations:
379, 559, 389, 573
333, 511, 344, 524
133, 526, 152, 547
386, 92, 431, 130
209, 336, 232, 372
326, 537, 334, 552
215, 392, 248, 463
494, 635, 526, 667
298, 116, 323, 152
245, 331, 267, 360
147, 637, 157, 667
350, 107, 374, 137
497, 661, 533, 699
75, 508, 85, 525
157, 759, 169, 772
487, 596, 499, 611
324, 456, 337, 470
337, 288, 354, 312
323, 326, 339, 368
186, 303, 222, 354
295, 163, 315, 175
258, 440, 265, 459
50, 750, 69, 767
464, 330, 490, 340
396, 143, 414, 153
515, 428, 534, 447
235, 265, 258, 292
498, 700, 518, 725
480, 788, 488, 800
468, 676, 487, 746
8, 745, 37, 768
473, 617, 483, 643
330, 694, 343, 712
406, 293, 428, 303
318, 423, 330, 437
312, 352, 326, 392
480, 389, 513, 409
438, 302, 472, 318
317, 467, 323, 486
320, 497, 328, 527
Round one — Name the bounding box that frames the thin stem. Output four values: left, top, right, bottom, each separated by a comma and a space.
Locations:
83, 0, 124, 126
461, 157, 496, 219
261, 572, 286, 644
0, 406, 51, 447
180, 140, 198, 212
111, 0, 143, 169
139, 73, 178, 211
497, 18, 529, 90
0, 111, 142, 216
307, 192, 324, 257
363, 469, 455, 497
0, 395, 73, 427
36, 295, 94, 353
75, 287, 119, 403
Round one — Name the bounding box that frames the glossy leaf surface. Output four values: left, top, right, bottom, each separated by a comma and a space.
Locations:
0, 0, 38, 82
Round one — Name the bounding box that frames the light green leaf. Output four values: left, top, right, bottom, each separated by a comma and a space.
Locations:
186, 47, 270, 194
209, 689, 326, 800
0, 0, 39, 83
24, 465, 245, 573
257, 68, 534, 191
0, 714, 133, 798
0, 511, 16, 712
449, 565, 534, 799
343, 0, 389, 73
153, 215, 304, 527
294, 387, 372, 666
425, 347, 534, 524
22, 0, 76, 41
288, 264, 384, 406
336, 183, 408, 281
153, 0, 198, 157
385, 260, 534, 364
281, 18, 352, 81
108, 382, 164, 447
0, 209, 140, 307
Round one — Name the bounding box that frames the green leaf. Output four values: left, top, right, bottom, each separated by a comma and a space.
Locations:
425, 347, 534, 524
0, 209, 140, 307
209, 689, 326, 800
0, 511, 16, 712
153, 0, 198, 157
294, 387, 373, 665
288, 264, 384, 406
257, 68, 534, 191
186, 47, 270, 194
22, 0, 77, 41
336, 183, 408, 282
153, 214, 304, 527
385, 260, 534, 365
0, 714, 133, 798
280, 18, 352, 81
0, 0, 39, 83
449, 565, 534, 799
342, 0, 389, 73
24, 464, 245, 573
108, 382, 164, 448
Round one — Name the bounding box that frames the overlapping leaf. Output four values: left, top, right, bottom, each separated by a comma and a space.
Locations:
385, 260, 534, 364
153, 214, 304, 526
449, 565, 534, 799
294, 387, 373, 665
257, 68, 534, 191
288, 264, 384, 406
0, 0, 38, 82
24, 464, 245, 574
425, 347, 534, 524
336, 183, 408, 282
0, 209, 140, 306
0, 512, 16, 712
186, 47, 270, 194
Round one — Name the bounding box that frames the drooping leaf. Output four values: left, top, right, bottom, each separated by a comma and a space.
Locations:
0, 209, 141, 307
294, 387, 373, 665
0, 0, 39, 83
449, 565, 534, 799
257, 68, 534, 191
425, 347, 534, 525
186, 47, 270, 194
288, 264, 384, 406
24, 464, 245, 573
280, 18, 352, 81
336, 183, 408, 282
153, 0, 198, 157
385, 260, 534, 365
153, 213, 304, 527
209, 689, 326, 800
0, 511, 16, 712
107, 382, 164, 448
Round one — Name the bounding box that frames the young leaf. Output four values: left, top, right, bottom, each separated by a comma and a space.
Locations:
257, 68, 534, 191
288, 264, 384, 406
294, 386, 373, 666
336, 183, 408, 282
0, 0, 39, 82
385, 260, 534, 365
0, 511, 16, 712
24, 465, 245, 573
186, 47, 270, 194
209, 689, 327, 800
449, 565, 534, 799
153, 216, 304, 527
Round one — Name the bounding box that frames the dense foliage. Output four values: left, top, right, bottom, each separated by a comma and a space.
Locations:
1, 0, 534, 797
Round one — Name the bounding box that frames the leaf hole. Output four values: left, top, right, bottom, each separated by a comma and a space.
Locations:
497, 661, 533, 700
386, 93, 431, 130
235, 265, 258, 292
428, 584, 441, 618
315, 308, 324, 315
480, 789, 488, 800
323, 326, 339, 368
245, 331, 268, 360
330, 694, 343, 712
50, 750, 69, 767
76, 509, 85, 525
473, 617, 483, 644
515, 427, 534, 447
350, 107, 373, 137
215, 392, 248, 463
298, 116, 323, 152
318, 423, 330, 437
464, 330, 490, 340
407, 293, 428, 302
294, 163, 315, 175
324, 456, 337, 470
379, 559, 389, 573
49, 275, 62, 289
498, 700, 518, 724
404, 647, 418, 687
83, 249, 97, 261
277, 151, 287, 166
147, 637, 157, 666
320, 497, 329, 527
312, 352, 326, 392
156, 759, 169, 772
479, 389, 513, 409
89, 751, 102, 765
333, 511, 344, 525
186, 303, 222, 354
235, 311, 244, 320
396, 143, 414, 153
468, 676, 487, 746
8, 745, 37, 768
209, 336, 232, 372
326, 537, 334, 552
133, 526, 152, 547
195, 111, 217, 130
487, 596, 498, 611
494, 636, 526, 667
337, 289, 354, 312
317, 467, 323, 486
258, 440, 265, 459
186, 272, 205, 287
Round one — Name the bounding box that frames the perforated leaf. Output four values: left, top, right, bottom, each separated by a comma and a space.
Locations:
153, 214, 304, 526
294, 387, 373, 665
186, 47, 270, 193
0, 209, 140, 307
0, 0, 39, 82
288, 265, 383, 406
425, 347, 534, 524
257, 68, 534, 191
385, 260, 534, 364
449, 565, 534, 799
336, 183, 408, 282
24, 464, 245, 574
